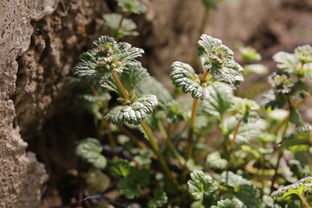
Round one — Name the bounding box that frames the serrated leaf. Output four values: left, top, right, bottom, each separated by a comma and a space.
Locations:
74, 36, 144, 83
215, 199, 241, 208
202, 82, 233, 118
103, 14, 138, 39
109, 160, 131, 178
105, 95, 158, 125
206, 151, 228, 170
170, 61, 203, 98
148, 186, 168, 208
117, 167, 150, 199
76, 138, 107, 169
117, 0, 147, 14
271, 176, 312, 200
187, 170, 219, 200
198, 34, 244, 86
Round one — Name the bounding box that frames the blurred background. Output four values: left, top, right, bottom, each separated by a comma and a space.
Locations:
1, 0, 312, 207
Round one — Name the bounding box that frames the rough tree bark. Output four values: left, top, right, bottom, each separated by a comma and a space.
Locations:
0, 0, 311, 207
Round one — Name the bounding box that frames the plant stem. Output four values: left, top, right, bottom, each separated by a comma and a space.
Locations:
111, 71, 130, 100
119, 126, 146, 149
230, 120, 241, 150
299, 194, 311, 208
186, 98, 200, 160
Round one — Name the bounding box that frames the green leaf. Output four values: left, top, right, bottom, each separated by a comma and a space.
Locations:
187, 170, 219, 200
222, 117, 264, 144
268, 72, 294, 94
230, 97, 260, 122
170, 61, 203, 98
238, 46, 261, 62
202, 82, 233, 118
85, 169, 110, 193
105, 95, 158, 125
148, 186, 168, 208
215, 199, 241, 208
289, 105, 304, 126
206, 151, 228, 170
117, 0, 147, 14
117, 167, 150, 199
103, 14, 138, 39
100, 64, 150, 93
282, 125, 312, 147
261, 195, 282, 208
221, 171, 260, 207
76, 138, 107, 169
79, 92, 111, 119
109, 159, 131, 178
198, 34, 244, 86
74, 36, 144, 83
271, 176, 312, 200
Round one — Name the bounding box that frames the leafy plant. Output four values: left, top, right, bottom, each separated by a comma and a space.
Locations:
73, 34, 312, 207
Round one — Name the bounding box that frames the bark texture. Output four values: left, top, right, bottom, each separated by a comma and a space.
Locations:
0, 0, 312, 207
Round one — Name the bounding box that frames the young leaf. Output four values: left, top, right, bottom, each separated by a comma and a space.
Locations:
294, 45, 312, 63
198, 34, 244, 86
202, 82, 233, 118
206, 151, 228, 170
273, 52, 298, 73
105, 95, 158, 125
117, 0, 147, 14
238, 46, 261, 62
170, 61, 203, 98
103, 14, 139, 39
109, 159, 131, 178
271, 176, 312, 200
244, 64, 268, 75
74, 36, 144, 83
187, 170, 219, 200
148, 186, 168, 208
214, 199, 241, 208
76, 138, 107, 169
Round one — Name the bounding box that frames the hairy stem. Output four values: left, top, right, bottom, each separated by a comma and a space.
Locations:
186, 98, 200, 160
111, 71, 130, 100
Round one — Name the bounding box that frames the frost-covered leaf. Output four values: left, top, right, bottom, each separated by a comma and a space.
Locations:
198, 34, 244, 86
148, 186, 168, 208
170, 61, 203, 98
215, 199, 241, 208
202, 82, 233, 118
271, 176, 312, 200
74, 36, 144, 83
273, 52, 298, 73
187, 170, 218, 200
238, 46, 261, 62
206, 151, 228, 170
117, 0, 147, 14
105, 95, 158, 125
294, 45, 312, 63
103, 14, 138, 39
76, 138, 107, 169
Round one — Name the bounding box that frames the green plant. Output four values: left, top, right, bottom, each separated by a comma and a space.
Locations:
73, 34, 312, 207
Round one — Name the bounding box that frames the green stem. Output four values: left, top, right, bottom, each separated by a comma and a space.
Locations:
299, 194, 311, 208
186, 98, 200, 160
111, 71, 130, 100
230, 120, 241, 150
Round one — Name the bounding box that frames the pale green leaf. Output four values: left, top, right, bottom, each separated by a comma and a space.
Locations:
206, 151, 228, 170
76, 138, 107, 169
215, 199, 241, 208
103, 14, 138, 39
244, 64, 268, 75
117, 0, 147, 14
187, 170, 218, 200
294, 45, 312, 63
273, 52, 298, 73
238, 46, 261, 62
148, 186, 168, 208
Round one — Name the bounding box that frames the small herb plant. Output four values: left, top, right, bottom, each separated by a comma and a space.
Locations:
73, 33, 312, 207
